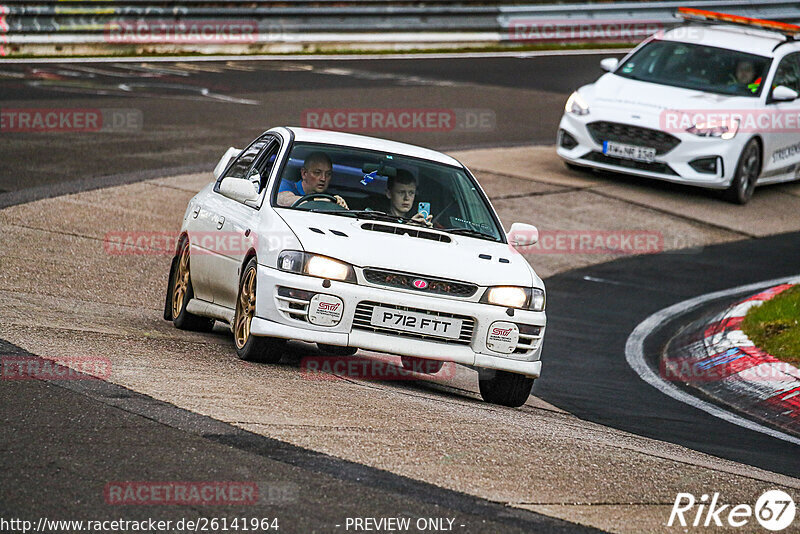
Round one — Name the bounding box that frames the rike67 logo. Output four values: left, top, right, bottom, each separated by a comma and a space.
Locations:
668, 490, 795, 531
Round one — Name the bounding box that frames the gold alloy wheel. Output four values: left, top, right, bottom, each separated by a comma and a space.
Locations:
171, 242, 190, 318
235, 266, 256, 349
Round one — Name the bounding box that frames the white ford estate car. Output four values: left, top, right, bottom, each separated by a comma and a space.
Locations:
557, 8, 800, 203
164, 127, 546, 407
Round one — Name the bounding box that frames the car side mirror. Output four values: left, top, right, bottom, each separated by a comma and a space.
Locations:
771, 85, 799, 102
600, 57, 619, 72
219, 177, 260, 204
507, 222, 538, 247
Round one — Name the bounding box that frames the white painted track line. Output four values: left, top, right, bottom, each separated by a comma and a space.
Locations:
625, 275, 800, 446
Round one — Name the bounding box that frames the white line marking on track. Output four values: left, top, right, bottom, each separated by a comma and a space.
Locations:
625, 275, 800, 446
0, 48, 631, 64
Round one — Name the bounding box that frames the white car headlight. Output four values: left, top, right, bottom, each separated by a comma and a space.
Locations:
278, 251, 356, 283
482, 286, 545, 311
565, 91, 590, 116
686, 118, 739, 140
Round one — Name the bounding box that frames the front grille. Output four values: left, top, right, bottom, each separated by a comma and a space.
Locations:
353, 302, 474, 344
583, 151, 679, 176
363, 268, 478, 298
586, 121, 680, 155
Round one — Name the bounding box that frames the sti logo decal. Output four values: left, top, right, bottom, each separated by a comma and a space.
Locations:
318, 302, 340, 311
492, 327, 513, 336
413, 279, 429, 289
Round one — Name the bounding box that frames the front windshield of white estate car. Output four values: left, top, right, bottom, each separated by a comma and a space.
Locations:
615, 40, 771, 97
272, 142, 504, 242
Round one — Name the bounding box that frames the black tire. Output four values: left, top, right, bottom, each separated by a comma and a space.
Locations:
478, 369, 534, 407
723, 138, 760, 204
318, 344, 358, 356
400, 356, 444, 374
169, 238, 215, 332
234, 258, 285, 363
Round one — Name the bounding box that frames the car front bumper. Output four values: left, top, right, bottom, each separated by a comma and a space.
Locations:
250, 264, 546, 378
556, 112, 748, 189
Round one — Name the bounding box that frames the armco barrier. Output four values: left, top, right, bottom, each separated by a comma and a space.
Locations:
1, 0, 799, 56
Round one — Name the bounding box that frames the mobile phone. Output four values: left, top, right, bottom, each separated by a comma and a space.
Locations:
417, 202, 431, 219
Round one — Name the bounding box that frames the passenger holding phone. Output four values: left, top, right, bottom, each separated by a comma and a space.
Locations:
386, 169, 432, 227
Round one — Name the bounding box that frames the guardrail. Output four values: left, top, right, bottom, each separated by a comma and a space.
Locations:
2, 0, 800, 57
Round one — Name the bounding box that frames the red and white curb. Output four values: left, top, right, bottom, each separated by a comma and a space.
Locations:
687, 284, 800, 431
626, 275, 800, 445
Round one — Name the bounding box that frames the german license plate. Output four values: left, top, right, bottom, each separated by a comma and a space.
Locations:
603, 141, 656, 162
370, 307, 462, 340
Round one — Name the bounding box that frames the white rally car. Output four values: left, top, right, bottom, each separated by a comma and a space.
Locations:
557, 8, 800, 203
164, 127, 545, 407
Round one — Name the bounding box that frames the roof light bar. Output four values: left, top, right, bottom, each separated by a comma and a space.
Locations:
676, 7, 800, 38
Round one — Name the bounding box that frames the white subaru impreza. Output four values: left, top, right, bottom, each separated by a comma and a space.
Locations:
557, 8, 800, 203
164, 126, 545, 407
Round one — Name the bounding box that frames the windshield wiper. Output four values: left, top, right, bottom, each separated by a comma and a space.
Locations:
440, 227, 500, 241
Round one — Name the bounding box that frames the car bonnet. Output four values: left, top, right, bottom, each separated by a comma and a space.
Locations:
276, 209, 535, 288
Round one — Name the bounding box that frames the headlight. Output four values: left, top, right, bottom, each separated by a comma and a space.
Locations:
277, 250, 356, 283
686, 118, 739, 140
530, 288, 545, 312
481, 286, 545, 311
565, 91, 590, 116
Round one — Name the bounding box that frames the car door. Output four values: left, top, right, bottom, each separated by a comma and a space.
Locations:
761, 52, 800, 181
204, 136, 279, 309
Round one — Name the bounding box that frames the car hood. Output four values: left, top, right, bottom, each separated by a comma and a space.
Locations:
585, 74, 762, 113
276, 209, 538, 288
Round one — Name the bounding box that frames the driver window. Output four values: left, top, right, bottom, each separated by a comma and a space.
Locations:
773, 54, 800, 94
223, 137, 271, 182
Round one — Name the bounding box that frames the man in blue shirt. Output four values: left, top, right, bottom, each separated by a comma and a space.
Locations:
277, 151, 348, 208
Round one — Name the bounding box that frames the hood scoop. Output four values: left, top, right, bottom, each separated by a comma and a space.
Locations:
360, 222, 451, 243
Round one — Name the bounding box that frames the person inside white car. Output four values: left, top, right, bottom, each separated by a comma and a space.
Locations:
729, 59, 761, 93
276, 151, 349, 208
383, 169, 433, 227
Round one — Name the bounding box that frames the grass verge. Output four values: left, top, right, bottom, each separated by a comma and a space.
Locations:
742, 285, 800, 365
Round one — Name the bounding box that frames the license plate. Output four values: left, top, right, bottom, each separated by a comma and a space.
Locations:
603, 141, 656, 163
370, 306, 462, 340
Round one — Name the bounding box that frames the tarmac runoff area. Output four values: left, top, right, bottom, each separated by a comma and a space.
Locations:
2, 145, 800, 532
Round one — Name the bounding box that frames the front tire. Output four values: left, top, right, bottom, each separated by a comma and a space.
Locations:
723, 139, 760, 204
478, 369, 534, 407
234, 258, 285, 363
170, 238, 215, 332
400, 356, 444, 374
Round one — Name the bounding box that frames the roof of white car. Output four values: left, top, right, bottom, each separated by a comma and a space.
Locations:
281, 127, 463, 167
662, 24, 795, 57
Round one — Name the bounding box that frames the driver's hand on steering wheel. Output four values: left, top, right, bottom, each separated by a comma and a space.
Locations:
333, 195, 349, 209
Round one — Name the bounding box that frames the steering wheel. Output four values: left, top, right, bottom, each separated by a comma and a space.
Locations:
291, 193, 339, 209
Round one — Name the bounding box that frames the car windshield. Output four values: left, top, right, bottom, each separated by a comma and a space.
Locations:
272, 142, 503, 241
615, 40, 771, 97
